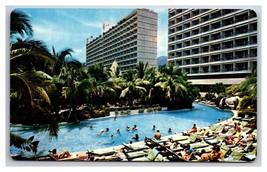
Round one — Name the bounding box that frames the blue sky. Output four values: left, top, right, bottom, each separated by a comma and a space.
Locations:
17, 8, 168, 63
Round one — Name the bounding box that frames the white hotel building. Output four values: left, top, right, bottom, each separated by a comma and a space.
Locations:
86, 9, 158, 71
168, 9, 257, 87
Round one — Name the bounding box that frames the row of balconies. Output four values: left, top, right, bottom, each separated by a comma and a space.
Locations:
172, 55, 256, 65
168, 37, 257, 53
169, 9, 256, 29
88, 45, 137, 63
103, 41, 137, 55
169, 22, 257, 44
171, 33, 257, 48
103, 52, 137, 62
168, 13, 256, 36
169, 62, 251, 74
169, 9, 211, 20
103, 30, 137, 48
103, 16, 137, 39
120, 64, 136, 71
87, 29, 137, 51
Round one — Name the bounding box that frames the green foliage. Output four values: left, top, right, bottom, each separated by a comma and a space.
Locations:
204, 92, 216, 101
10, 134, 39, 153
210, 82, 226, 94
126, 109, 131, 115
215, 93, 227, 107
226, 85, 240, 95
138, 108, 145, 113
115, 110, 119, 115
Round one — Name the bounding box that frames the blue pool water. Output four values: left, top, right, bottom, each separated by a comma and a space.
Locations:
10, 103, 233, 156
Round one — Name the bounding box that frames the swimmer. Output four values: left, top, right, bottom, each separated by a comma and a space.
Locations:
117, 128, 120, 134
152, 125, 156, 130
132, 124, 137, 131
168, 128, 172, 133
111, 134, 114, 139
105, 128, 109, 132
132, 134, 139, 141
98, 130, 105, 136
89, 125, 93, 129
126, 125, 131, 131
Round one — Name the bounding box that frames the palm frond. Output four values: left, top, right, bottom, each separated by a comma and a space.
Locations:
10, 133, 39, 153
10, 9, 33, 38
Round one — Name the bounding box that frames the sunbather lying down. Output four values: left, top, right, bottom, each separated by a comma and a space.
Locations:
49, 149, 72, 159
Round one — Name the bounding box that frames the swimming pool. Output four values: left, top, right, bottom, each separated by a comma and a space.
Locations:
10, 103, 233, 156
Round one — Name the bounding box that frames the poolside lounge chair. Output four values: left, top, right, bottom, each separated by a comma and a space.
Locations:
220, 145, 232, 158
212, 124, 225, 134
145, 137, 166, 148
204, 135, 225, 145
131, 148, 163, 161
244, 145, 257, 161
178, 134, 199, 144
189, 142, 209, 149
87, 148, 116, 157
123, 149, 150, 161
169, 135, 189, 142
224, 150, 245, 162
122, 142, 149, 153
164, 148, 186, 162
195, 145, 213, 154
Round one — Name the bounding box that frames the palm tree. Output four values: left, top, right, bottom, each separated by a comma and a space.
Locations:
10, 39, 55, 74
59, 60, 83, 121
155, 64, 188, 109
120, 69, 147, 106
10, 134, 39, 154
10, 9, 33, 39
135, 61, 148, 79
238, 65, 257, 111
109, 60, 121, 78
52, 47, 74, 76
10, 9, 60, 138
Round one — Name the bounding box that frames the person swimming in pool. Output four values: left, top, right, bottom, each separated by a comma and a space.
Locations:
98, 128, 109, 136
117, 128, 120, 134
132, 134, 139, 141
132, 124, 137, 131
126, 125, 131, 131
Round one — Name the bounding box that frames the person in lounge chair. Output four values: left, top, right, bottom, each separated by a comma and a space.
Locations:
200, 149, 210, 162
163, 141, 172, 149
154, 130, 161, 140
49, 149, 72, 159
181, 148, 193, 161
170, 141, 179, 150
187, 124, 198, 134
209, 145, 224, 162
